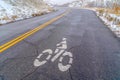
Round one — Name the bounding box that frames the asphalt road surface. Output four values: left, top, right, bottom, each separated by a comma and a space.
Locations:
0, 8, 120, 80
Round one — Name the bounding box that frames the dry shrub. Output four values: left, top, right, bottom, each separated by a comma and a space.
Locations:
116, 19, 120, 25
96, 8, 104, 13
113, 3, 120, 14
48, 8, 54, 11
113, 17, 117, 22
32, 12, 47, 17
32, 13, 38, 17
105, 8, 114, 14
113, 18, 120, 25
12, 15, 18, 20
108, 17, 114, 21
32, 14, 36, 17
32, 13, 42, 17
2, 16, 10, 20
96, 8, 105, 16
114, 7, 119, 14
118, 21, 120, 25
99, 9, 104, 13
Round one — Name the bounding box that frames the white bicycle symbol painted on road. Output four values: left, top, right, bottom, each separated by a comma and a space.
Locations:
33, 38, 73, 72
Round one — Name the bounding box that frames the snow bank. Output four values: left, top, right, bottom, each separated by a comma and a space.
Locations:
0, 0, 53, 24
96, 9, 120, 37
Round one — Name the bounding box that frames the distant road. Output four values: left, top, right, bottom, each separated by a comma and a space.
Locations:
0, 8, 120, 80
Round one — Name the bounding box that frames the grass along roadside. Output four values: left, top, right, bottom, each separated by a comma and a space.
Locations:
95, 8, 120, 37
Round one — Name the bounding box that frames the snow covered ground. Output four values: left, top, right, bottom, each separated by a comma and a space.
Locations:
68, 1, 82, 8
0, 0, 53, 24
96, 10, 120, 37
68, 0, 94, 8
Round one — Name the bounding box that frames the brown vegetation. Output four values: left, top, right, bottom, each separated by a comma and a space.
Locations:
48, 8, 54, 12
96, 7, 120, 25
32, 13, 43, 17
2, 16, 10, 20
12, 15, 18, 20
113, 3, 120, 14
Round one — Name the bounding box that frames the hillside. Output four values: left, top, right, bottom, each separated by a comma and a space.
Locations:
0, 0, 53, 24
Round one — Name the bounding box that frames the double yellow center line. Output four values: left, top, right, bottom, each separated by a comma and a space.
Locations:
0, 11, 69, 53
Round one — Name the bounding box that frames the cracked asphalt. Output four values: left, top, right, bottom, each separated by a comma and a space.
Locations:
0, 8, 120, 80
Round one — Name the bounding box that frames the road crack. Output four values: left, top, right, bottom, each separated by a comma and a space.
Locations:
20, 67, 39, 80
69, 69, 74, 80
23, 40, 39, 55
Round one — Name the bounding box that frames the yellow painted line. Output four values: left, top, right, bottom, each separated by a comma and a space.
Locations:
0, 11, 69, 53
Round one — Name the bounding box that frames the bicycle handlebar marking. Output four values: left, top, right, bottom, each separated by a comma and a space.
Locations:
33, 38, 73, 72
